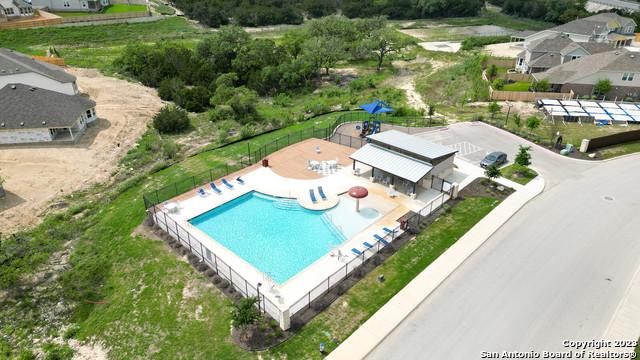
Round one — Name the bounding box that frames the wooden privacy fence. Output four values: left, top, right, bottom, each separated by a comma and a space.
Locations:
490, 87, 574, 102
504, 73, 533, 82
31, 56, 65, 67
486, 58, 514, 68
0, 11, 63, 29
586, 128, 640, 151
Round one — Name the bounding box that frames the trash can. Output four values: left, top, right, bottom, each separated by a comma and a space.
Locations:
262, 158, 269, 167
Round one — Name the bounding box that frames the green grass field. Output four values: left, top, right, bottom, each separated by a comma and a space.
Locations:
500, 164, 538, 185
501, 81, 530, 92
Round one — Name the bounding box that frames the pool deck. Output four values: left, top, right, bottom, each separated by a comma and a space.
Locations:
154, 138, 475, 316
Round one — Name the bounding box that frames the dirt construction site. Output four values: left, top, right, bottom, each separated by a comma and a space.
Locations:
0, 68, 164, 233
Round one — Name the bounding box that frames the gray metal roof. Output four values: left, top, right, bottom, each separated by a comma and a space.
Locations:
0, 48, 76, 83
0, 84, 95, 130
350, 144, 433, 183
549, 12, 636, 36
367, 130, 457, 160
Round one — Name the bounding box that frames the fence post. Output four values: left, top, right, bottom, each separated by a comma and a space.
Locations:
155, 190, 160, 204
245, 280, 248, 296
230, 271, 233, 288
307, 292, 311, 309
225, 163, 229, 175
209, 169, 213, 182
186, 231, 193, 252
192, 176, 196, 188
214, 254, 219, 273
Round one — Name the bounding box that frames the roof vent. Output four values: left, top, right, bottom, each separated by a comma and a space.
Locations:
42, 121, 46, 125
29, 87, 36, 92
15, 68, 19, 71
615, 51, 621, 55
0, 123, 4, 127
20, 122, 24, 126
631, 54, 636, 59
10, 85, 16, 90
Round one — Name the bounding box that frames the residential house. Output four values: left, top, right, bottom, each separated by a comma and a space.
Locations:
0, 0, 34, 20
522, 13, 636, 48
0, 48, 79, 95
533, 48, 640, 100
516, 34, 614, 73
31, 0, 110, 12
0, 84, 97, 144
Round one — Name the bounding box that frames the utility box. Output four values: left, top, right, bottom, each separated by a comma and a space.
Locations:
579, 139, 590, 153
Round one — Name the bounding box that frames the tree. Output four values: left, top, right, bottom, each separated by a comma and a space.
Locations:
492, 78, 505, 90
153, 105, 190, 134
302, 36, 346, 75
487, 64, 498, 79
158, 77, 185, 102
526, 115, 541, 131
515, 145, 532, 166
512, 113, 521, 128
196, 26, 251, 75
428, 102, 436, 118
484, 164, 501, 180
594, 79, 612, 96
230, 297, 261, 328
488, 101, 501, 119
366, 27, 413, 71
533, 79, 550, 92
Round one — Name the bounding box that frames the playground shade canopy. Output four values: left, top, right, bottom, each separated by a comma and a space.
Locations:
360, 100, 394, 115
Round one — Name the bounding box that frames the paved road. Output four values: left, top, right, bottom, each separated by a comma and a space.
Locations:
367, 122, 640, 360
587, 0, 639, 12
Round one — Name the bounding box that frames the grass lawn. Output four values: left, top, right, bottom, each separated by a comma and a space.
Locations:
501, 81, 530, 92
596, 139, 640, 159
51, 11, 96, 17
104, 4, 148, 13
500, 164, 537, 185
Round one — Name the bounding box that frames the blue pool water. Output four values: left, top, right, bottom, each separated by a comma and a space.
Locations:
189, 191, 380, 284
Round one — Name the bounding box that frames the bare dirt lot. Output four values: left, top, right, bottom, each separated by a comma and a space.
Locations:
0, 68, 164, 233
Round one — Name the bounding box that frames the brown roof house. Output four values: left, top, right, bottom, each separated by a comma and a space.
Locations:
533, 48, 640, 100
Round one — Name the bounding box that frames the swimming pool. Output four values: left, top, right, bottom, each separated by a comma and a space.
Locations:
189, 191, 380, 284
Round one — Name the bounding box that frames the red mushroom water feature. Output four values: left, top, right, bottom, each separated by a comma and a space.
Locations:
348, 186, 368, 212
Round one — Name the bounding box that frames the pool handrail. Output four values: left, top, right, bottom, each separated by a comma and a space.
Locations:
309, 189, 318, 203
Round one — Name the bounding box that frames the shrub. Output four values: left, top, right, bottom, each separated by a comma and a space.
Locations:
178, 86, 211, 113
42, 343, 74, 360
484, 164, 501, 180
488, 101, 500, 119
153, 106, 190, 134
158, 77, 185, 102
162, 140, 179, 159
594, 79, 612, 96
492, 78, 505, 90
461, 35, 511, 51
532, 79, 550, 92
526, 116, 541, 131
209, 105, 235, 123
239, 124, 254, 139
230, 297, 261, 328
512, 113, 521, 128
515, 145, 532, 166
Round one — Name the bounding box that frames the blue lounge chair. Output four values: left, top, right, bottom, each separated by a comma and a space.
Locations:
363, 241, 374, 249
209, 182, 222, 194
374, 234, 389, 246
309, 189, 318, 204
222, 178, 233, 189
236, 176, 245, 185
383, 227, 396, 235
351, 248, 363, 255
197, 188, 207, 197
317, 186, 327, 201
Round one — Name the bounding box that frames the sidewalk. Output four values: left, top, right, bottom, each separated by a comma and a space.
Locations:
602, 262, 640, 344
326, 176, 545, 360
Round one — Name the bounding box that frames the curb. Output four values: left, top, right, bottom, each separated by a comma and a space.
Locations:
326, 176, 545, 360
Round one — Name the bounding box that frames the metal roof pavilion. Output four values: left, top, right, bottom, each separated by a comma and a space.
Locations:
367, 130, 457, 160
349, 144, 433, 183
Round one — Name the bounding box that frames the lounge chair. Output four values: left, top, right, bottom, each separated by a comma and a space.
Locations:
222, 178, 234, 189
197, 188, 207, 197
236, 176, 245, 185
363, 241, 374, 249
317, 186, 327, 201
383, 227, 396, 235
309, 189, 318, 204
374, 234, 389, 246
351, 248, 363, 256
209, 182, 222, 194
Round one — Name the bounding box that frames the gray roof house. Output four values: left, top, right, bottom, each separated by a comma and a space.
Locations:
522, 13, 636, 49
515, 34, 614, 73
533, 48, 640, 100
0, 84, 97, 145
0, 0, 34, 20
0, 48, 79, 95
31, 0, 110, 12
349, 130, 457, 196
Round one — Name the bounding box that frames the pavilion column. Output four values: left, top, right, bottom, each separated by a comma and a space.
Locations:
370, 167, 375, 182
352, 160, 356, 170
68, 128, 74, 141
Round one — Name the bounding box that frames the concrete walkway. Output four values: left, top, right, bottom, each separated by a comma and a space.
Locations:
603, 262, 640, 344
327, 176, 545, 360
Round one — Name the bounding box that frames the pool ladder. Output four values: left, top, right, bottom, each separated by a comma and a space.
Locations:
321, 214, 346, 242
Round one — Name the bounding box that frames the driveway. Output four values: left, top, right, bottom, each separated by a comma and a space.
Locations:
366, 123, 640, 359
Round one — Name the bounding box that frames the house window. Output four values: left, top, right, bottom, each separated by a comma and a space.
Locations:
622, 73, 635, 81
626, 26, 634, 33
86, 109, 93, 118
5, 8, 14, 15
517, 58, 524, 66
571, 55, 581, 60
81, 1, 87, 8
63, 1, 70, 7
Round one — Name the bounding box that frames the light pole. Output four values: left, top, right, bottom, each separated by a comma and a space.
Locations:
257, 282, 262, 313
505, 101, 513, 126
